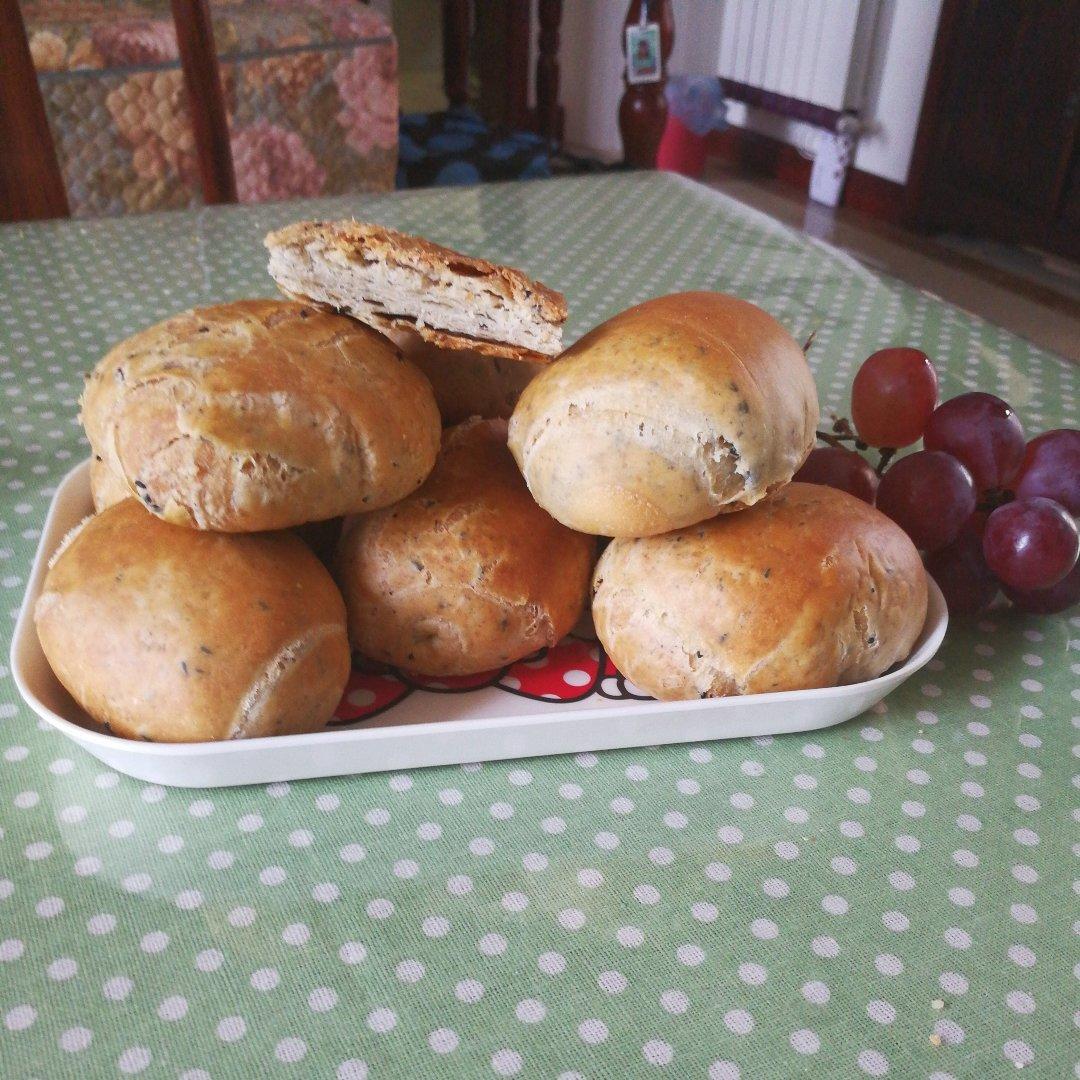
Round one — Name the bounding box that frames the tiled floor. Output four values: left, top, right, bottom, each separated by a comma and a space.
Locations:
702, 165, 1080, 363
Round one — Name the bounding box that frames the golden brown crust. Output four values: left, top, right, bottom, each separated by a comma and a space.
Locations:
388, 328, 541, 425
89, 455, 131, 512
80, 300, 441, 532
268, 219, 567, 322
34, 500, 351, 742
337, 418, 595, 676
508, 292, 820, 537
265, 220, 567, 361
592, 483, 927, 700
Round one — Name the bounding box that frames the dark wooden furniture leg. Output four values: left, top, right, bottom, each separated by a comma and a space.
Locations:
0, 0, 69, 222
170, 0, 237, 204
536, 0, 563, 146
618, 0, 674, 168
442, 0, 471, 108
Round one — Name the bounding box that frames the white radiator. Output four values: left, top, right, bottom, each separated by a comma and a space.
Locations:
716, 0, 880, 114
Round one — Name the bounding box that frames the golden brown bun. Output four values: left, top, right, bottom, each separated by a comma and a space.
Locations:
80, 300, 441, 532
265, 220, 567, 361
592, 483, 927, 700
34, 500, 351, 742
508, 292, 819, 537
89, 455, 130, 511
337, 418, 595, 676
389, 328, 540, 425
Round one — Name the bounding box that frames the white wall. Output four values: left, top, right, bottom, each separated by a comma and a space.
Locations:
558, 0, 942, 185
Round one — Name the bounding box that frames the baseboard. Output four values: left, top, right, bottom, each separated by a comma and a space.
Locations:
705, 126, 906, 224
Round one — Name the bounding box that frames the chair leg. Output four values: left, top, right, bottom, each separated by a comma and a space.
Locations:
0, 0, 69, 221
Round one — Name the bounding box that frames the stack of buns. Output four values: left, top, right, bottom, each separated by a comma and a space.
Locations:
36, 217, 928, 743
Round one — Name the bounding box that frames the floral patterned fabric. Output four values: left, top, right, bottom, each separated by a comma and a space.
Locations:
22, 0, 398, 217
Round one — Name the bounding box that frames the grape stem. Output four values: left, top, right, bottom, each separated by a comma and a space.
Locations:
875, 447, 896, 476
814, 416, 896, 475
803, 330, 818, 354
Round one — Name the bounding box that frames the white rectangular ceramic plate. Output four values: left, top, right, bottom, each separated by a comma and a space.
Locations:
12, 461, 948, 788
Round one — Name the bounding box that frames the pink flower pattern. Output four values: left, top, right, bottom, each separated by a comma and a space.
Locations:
91, 20, 178, 65
230, 120, 326, 203
332, 40, 398, 155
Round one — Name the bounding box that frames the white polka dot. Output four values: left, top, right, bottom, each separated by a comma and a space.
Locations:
478, 933, 507, 956
1003, 1041, 1035, 1067
502, 891, 529, 911
59, 1026, 92, 1052
260, 866, 286, 886
751, 918, 779, 940
676, 944, 705, 966
208, 850, 235, 869
422, 916, 449, 938
692, 901, 719, 923
867, 1000, 895, 1024
578, 1019, 608, 1044
857, 1049, 889, 1076
429, 1028, 459, 1053
883, 909, 910, 932
276, 1038, 307, 1063
538, 951, 566, 974
251, 968, 280, 991
282, 924, 310, 947
87, 914, 116, 935
438, 788, 463, 806
643, 1039, 674, 1066
595, 831, 620, 849
516, 998, 546, 1022
140, 931, 168, 953
823, 894, 849, 915
122, 873, 152, 893
316, 794, 340, 813
738, 963, 767, 986
812, 935, 840, 958
366, 1008, 396, 1033
396, 959, 425, 983
456, 979, 484, 1002
944, 927, 971, 949
709, 1063, 740, 1080
706, 862, 732, 882
366, 808, 390, 826
339, 942, 366, 964
118, 1046, 151, 1073
724, 1009, 754, 1035
802, 980, 830, 1005
491, 1049, 523, 1075
337, 1063, 368, 1080
228, 906, 256, 928
875, 954, 903, 976
718, 825, 744, 844
523, 852, 548, 871
418, 822, 442, 841
5, 1005, 36, 1031
157, 995, 187, 1021
790, 1029, 820, 1054
313, 883, 341, 904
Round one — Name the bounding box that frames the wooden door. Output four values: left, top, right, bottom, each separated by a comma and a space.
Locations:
908, 0, 1080, 259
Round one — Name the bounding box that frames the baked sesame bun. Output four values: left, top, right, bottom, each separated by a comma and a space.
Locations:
592, 483, 927, 700
337, 418, 595, 676
34, 500, 351, 741
508, 292, 819, 537
80, 300, 441, 532
388, 328, 540, 426
89, 454, 130, 512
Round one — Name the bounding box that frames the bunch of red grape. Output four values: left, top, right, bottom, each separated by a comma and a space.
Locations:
794, 347, 1079, 616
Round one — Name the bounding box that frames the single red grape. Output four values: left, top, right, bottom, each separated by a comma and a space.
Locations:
794, 447, 879, 504
983, 497, 1079, 591
851, 347, 939, 448
875, 450, 976, 551
923, 392, 1025, 494
1012, 428, 1080, 514
1003, 558, 1080, 614
924, 513, 999, 616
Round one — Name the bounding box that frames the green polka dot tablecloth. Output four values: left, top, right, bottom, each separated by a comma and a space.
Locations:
0, 173, 1076, 1079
